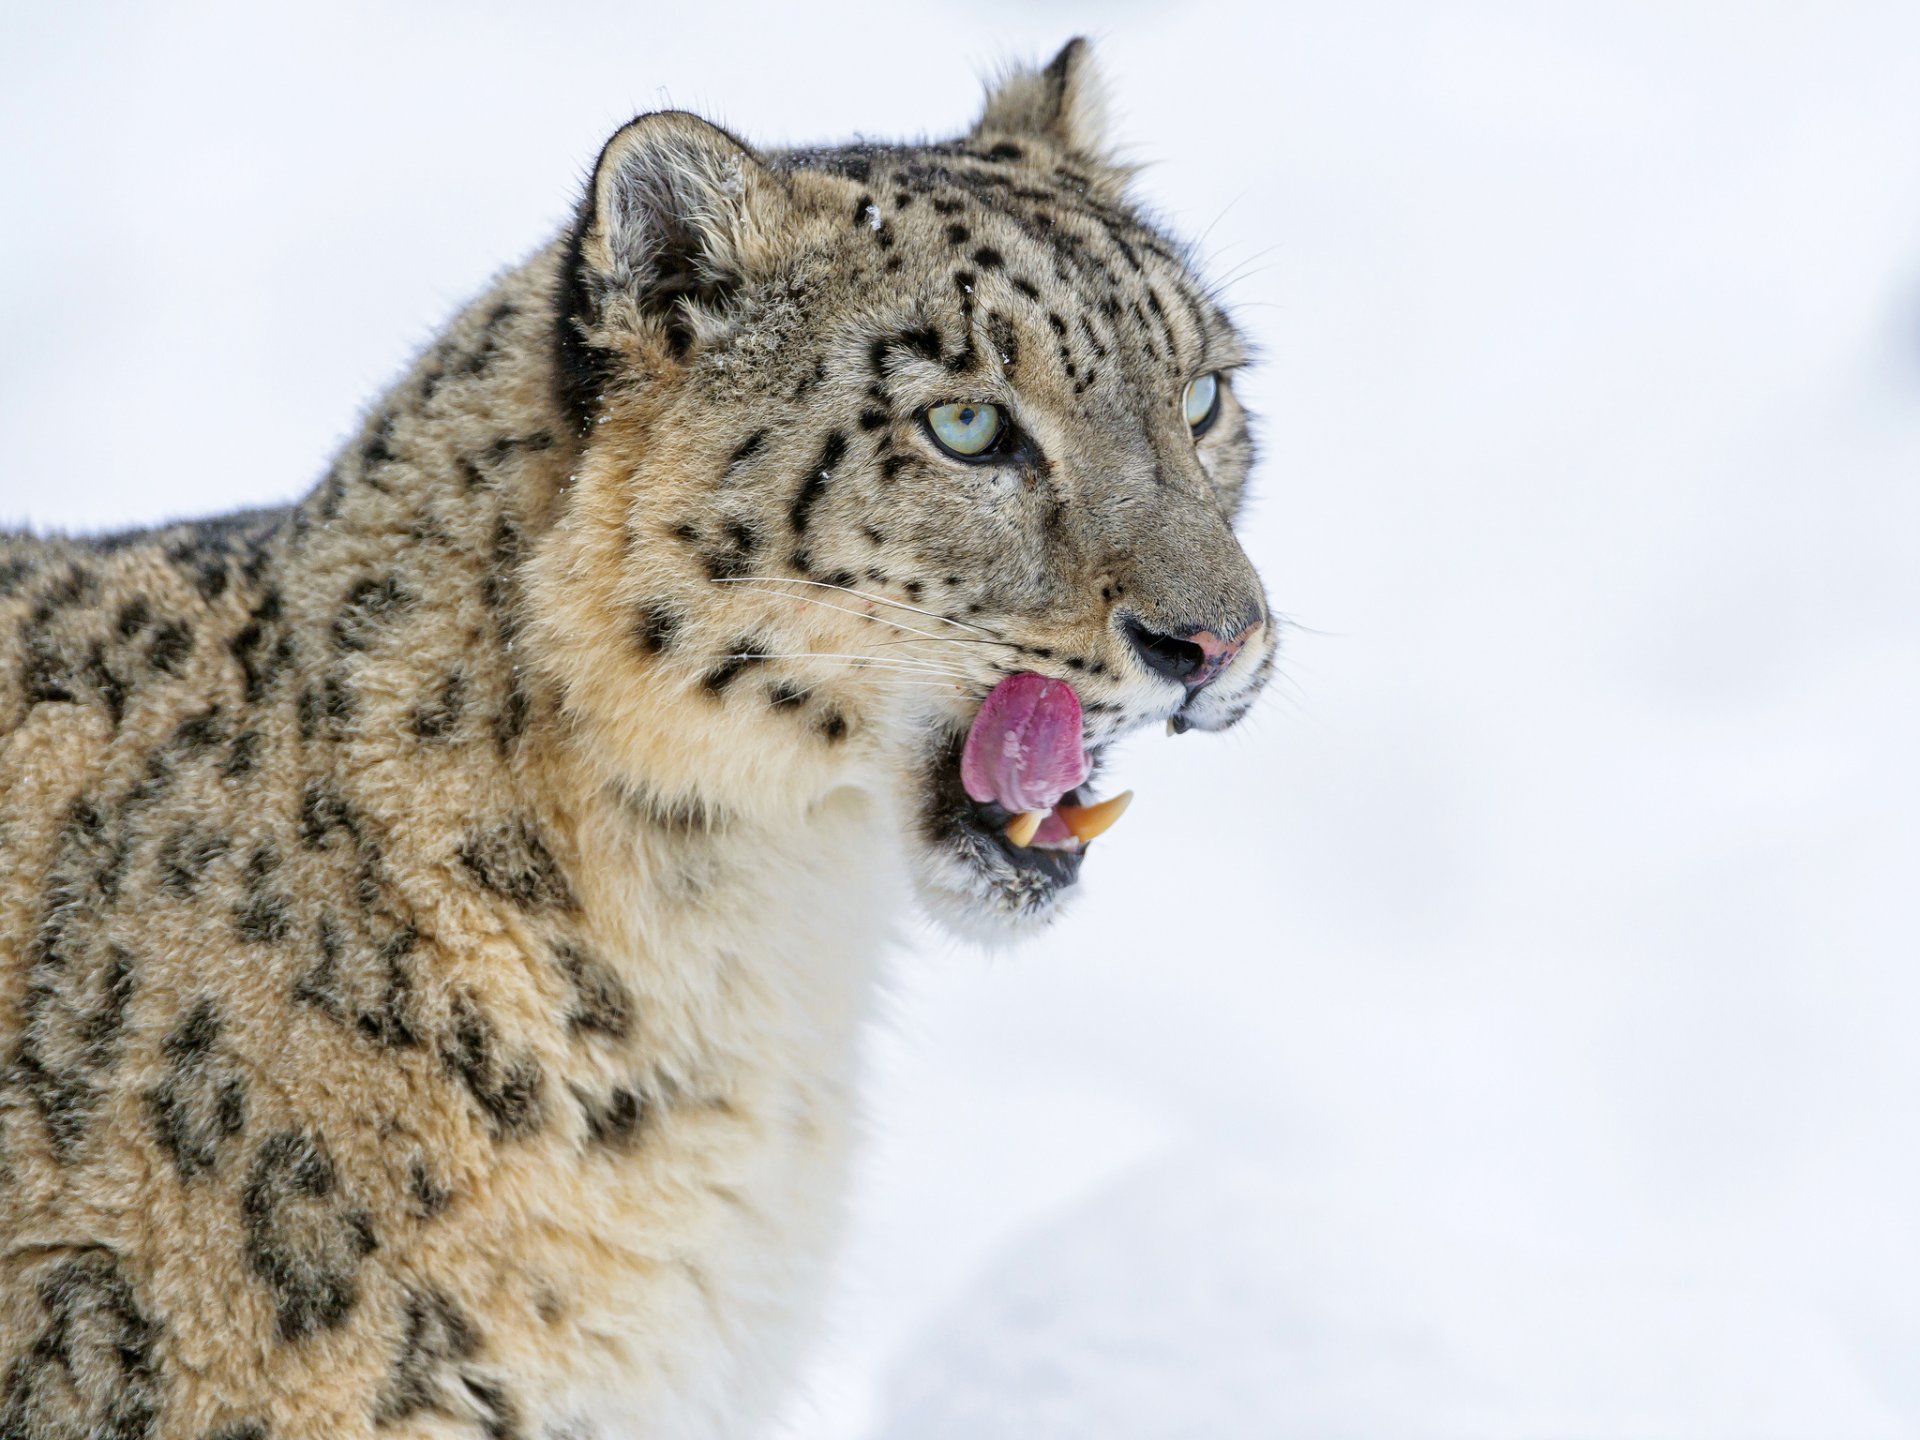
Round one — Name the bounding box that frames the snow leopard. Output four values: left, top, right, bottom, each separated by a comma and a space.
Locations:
0, 38, 1273, 1440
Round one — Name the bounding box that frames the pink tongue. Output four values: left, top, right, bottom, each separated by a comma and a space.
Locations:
961, 672, 1091, 814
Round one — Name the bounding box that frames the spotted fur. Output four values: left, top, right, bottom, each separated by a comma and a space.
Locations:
0, 39, 1273, 1439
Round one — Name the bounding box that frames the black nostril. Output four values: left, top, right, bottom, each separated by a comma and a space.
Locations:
1123, 617, 1206, 685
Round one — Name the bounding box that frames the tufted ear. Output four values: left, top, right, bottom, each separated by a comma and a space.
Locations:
973, 38, 1112, 163
557, 111, 789, 425
571, 110, 788, 356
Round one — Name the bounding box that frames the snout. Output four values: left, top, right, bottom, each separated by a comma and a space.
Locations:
1105, 506, 1272, 732
1122, 611, 1265, 692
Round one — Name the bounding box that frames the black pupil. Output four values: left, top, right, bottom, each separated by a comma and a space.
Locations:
958, 407, 977, 425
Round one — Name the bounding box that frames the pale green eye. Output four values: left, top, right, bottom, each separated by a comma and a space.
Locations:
925, 401, 1006, 459
1183, 372, 1221, 433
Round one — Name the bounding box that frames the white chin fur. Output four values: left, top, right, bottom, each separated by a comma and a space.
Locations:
906, 842, 1078, 945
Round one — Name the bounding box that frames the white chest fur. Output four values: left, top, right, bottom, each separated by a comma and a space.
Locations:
547, 783, 901, 1440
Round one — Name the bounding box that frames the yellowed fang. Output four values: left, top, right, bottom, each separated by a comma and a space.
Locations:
1004, 810, 1048, 847
1056, 791, 1133, 844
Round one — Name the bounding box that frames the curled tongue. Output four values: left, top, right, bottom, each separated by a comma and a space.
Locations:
962, 671, 1092, 819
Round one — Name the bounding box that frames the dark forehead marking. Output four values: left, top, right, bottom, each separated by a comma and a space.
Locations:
1168, 281, 1213, 361
869, 327, 943, 377
1144, 285, 1172, 327
1043, 310, 1077, 382
946, 272, 979, 373
851, 146, 1230, 377
988, 183, 1189, 302
1128, 299, 1165, 366
987, 312, 1020, 371
1077, 190, 1187, 267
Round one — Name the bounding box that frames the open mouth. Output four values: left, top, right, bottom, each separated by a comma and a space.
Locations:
920, 672, 1133, 914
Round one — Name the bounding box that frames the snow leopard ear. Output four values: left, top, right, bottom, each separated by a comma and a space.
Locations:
557, 111, 790, 425
973, 38, 1113, 165
570, 111, 788, 358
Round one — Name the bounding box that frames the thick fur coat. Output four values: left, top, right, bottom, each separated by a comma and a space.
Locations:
0, 40, 1273, 1440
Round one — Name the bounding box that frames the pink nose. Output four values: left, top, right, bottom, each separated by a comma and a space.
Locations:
1125, 612, 1264, 690
1186, 618, 1262, 688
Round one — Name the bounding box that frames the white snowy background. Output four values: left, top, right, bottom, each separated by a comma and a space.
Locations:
5, 2, 1919, 1435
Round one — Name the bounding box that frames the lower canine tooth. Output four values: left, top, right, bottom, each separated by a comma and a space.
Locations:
1056, 791, 1133, 844
1005, 810, 1047, 847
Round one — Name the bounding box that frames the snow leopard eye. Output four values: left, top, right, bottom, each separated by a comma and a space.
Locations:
1183, 373, 1221, 434
924, 401, 1007, 459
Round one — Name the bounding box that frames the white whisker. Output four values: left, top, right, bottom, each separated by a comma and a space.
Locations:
715, 652, 974, 682
713, 575, 1013, 642
872, 634, 1016, 650
725, 584, 958, 645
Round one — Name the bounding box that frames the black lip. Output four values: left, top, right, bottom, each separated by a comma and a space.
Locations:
922, 732, 1092, 892
971, 790, 1088, 886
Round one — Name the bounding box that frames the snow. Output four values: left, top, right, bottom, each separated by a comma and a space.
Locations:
4, 2, 1918, 1436
872, 1154, 1908, 1439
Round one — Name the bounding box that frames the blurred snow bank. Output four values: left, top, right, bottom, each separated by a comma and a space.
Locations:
869, 1151, 1905, 1440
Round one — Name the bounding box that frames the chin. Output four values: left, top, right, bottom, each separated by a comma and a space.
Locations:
902, 729, 1104, 943
906, 846, 1085, 944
